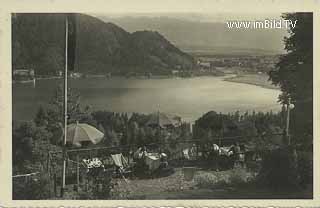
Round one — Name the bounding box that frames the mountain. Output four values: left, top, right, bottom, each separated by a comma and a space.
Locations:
93, 15, 287, 55
12, 13, 195, 76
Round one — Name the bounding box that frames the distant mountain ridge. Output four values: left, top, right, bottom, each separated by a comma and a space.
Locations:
12, 13, 195, 76
94, 15, 287, 55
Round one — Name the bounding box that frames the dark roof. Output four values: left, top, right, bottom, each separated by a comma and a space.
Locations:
146, 112, 181, 128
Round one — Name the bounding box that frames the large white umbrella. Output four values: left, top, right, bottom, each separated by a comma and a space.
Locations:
67, 122, 104, 147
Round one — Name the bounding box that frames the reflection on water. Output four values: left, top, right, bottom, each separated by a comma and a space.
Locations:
12, 76, 281, 122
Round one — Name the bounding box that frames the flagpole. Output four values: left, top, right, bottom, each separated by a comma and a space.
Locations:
61, 15, 68, 197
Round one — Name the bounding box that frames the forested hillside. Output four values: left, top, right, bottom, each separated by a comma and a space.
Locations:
12, 13, 195, 76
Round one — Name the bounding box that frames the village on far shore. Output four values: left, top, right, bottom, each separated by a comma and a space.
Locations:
13, 54, 279, 90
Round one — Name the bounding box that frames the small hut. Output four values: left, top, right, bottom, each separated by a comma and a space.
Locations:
146, 112, 181, 129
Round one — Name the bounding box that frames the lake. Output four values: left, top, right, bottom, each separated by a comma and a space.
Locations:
12, 76, 281, 122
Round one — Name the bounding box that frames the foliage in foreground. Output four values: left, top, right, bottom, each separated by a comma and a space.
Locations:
257, 147, 312, 190
268, 13, 313, 145
13, 173, 52, 200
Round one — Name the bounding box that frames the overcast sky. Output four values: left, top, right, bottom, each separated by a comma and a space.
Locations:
90, 12, 284, 23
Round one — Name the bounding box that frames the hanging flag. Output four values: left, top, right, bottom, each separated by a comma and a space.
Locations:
67, 13, 77, 71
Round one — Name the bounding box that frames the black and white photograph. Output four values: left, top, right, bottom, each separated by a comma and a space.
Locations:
10, 10, 313, 200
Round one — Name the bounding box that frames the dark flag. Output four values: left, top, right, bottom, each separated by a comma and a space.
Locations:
67, 13, 77, 71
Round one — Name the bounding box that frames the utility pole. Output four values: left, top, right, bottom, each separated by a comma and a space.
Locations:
157, 104, 162, 147
220, 116, 223, 147
61, 15, 68, 197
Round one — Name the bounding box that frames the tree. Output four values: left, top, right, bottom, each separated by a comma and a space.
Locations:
13, 173, 52, 200
137, 128, 147, 145
41, 46, 64, 74
120, 128, 128, 146
268, 13, 313, 146
34, 105, 49, 127
33, 85, 95, 146
12, 121, 52, 173
49, 84, 82, 123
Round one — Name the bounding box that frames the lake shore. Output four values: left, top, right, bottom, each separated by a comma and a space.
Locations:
223, 74, 279, 90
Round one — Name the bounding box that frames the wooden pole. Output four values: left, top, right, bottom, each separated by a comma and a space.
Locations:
76, 154, 80, 191
54, 173, 57, 197
220, 118, 223, 146
47, 151, 51, 176
61, 15, 68, 197
286, 98, 291, 145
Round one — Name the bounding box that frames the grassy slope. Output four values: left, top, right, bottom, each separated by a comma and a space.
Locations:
111, 168, 311, 199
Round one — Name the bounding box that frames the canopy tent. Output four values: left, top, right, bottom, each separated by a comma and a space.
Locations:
67, 122, 104, 147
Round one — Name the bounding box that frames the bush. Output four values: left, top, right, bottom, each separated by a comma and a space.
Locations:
13, 173, 52, 199
257, 147, 299, 190
229, 168, 253, 186
195, 169, 254, 190
77, 169, 113, 199
195, 172, 225, 189
92, 172, 113, 199
76, 190, 94, 199
297, 151, 313, 187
